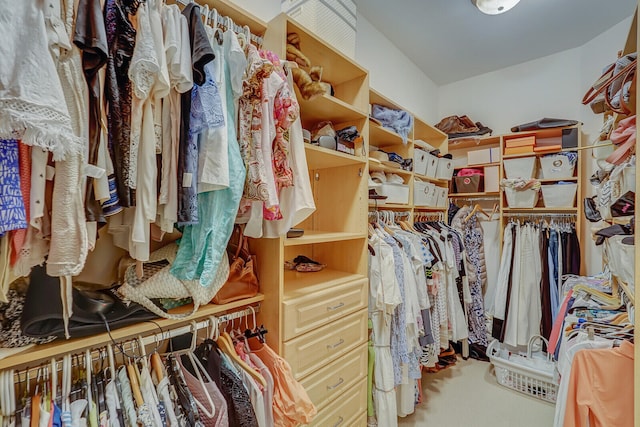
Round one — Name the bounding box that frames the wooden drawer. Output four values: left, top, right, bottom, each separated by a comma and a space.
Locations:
283, 309, 368, 380
308, 378, 367, 427
300, 343, 367, 410
283, 278, 367, 341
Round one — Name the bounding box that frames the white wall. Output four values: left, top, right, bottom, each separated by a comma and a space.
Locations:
438, 17, 632, 275
231, 0, 280, 22
355, 14, 439, 123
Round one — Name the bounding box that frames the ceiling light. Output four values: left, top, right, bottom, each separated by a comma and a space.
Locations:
472, 0, 521, 15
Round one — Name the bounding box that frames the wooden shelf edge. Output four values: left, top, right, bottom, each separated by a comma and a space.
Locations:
284, 231, 367, 246
413, 206, 448, 211
413, 173, 451, 185
450, 192, 500, 197
0, 294, 266, 371
305, 144, 367, 166
455, 162, 501, 169
502, 207, 578, 212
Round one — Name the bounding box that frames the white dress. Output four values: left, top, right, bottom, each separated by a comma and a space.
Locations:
0, 0, 82, 160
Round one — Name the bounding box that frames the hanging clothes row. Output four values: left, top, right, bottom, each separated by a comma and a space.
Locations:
367, 209, 491, 425
491, 215, 581, 348
0, 307, 316, 427
0, 0, 315, 330
547, 274, 634, 427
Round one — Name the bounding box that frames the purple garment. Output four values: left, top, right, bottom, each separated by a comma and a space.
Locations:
0, 139, 27, 236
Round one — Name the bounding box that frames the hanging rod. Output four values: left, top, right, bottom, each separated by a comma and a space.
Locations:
176, 0, 264, 46
503, 212, 577, 218
451, 196, 500, 201
140, 303, 261, 347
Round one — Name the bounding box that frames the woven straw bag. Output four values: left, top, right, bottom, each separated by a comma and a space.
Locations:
119, 243, 230, 319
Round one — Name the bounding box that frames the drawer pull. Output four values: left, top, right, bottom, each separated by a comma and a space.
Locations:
333, 416, 344, 427
327, 338, 345, 350
326, 302, 345, 311
326, 377, 344, 390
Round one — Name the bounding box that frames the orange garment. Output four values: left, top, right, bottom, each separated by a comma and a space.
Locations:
563, 340, 634, 427
10, 141, 30, 265
248, 339, 317, 426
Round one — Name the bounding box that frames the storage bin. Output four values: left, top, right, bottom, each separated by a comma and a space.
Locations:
504, 187, 539, 208
484, 166, 500, 193
413, 148, 430, 176
504, 156, 536, 179
436, 158, 454, 181
490, 147, 501, 162
467, 148, 491, 165
454, 175, 482, 193
424, 153, 439, 178
541, 183, 577, 208
436, 186, 449, 208
414, 181, 437, 207
539, 154, 576, 179
377, 183, 409, 204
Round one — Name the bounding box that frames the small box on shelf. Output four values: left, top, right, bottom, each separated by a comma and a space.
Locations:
414, 148, 430, 176
541, 183, 578, 208
484, 166, 500, 193
435, 158, 454, 181
504, 156, 536, 179
467, 148, 491, 165
539, 154, 576, 179
454, 175, 483, 193
378, 183, 409, 204
414, 181, 438, 207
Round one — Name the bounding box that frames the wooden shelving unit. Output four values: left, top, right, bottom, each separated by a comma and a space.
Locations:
259, 14, 370, 423
367, 89, 450, 219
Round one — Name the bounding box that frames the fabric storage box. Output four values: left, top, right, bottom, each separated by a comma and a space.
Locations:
539, 154, 576, 179
435, 158, 454, 181
282, 0, 357, 58
504, 187, 539, 208
454, 175, 483, 193
541, 183, 577, 208
378, 183, 409, 204
436, 186, 449, 208
414, 148, 430, 176
467, 148, 491, 165
414, 181, 437, 206
424, 153, 439, 179
490, 147, 501, 162
504, 156, 536, 179
484, 166, 500, 193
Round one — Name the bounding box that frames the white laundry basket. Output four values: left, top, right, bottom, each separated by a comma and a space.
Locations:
487, 336, 559, 403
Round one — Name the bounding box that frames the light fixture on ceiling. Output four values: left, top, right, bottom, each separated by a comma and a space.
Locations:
471, 0, 521, 15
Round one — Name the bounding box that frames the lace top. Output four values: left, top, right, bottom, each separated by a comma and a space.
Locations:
0, 1, 82, 160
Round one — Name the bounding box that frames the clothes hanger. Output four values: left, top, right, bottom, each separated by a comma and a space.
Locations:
125, 344, 144, 408
215, 318, 267, 388
169, 322, 217, 419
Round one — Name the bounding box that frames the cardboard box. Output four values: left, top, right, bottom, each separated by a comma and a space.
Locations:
484, 166, 499, 192
467, 148, 491, 165
505, 135, 535, 148
562, 128, 579, 149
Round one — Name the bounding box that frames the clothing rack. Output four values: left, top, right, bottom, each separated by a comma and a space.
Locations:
175, 0, 264, 45
414, 211, 445, 222
503, 212, 577, 218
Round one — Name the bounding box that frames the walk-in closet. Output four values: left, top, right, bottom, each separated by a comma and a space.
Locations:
0, 0, 637, 426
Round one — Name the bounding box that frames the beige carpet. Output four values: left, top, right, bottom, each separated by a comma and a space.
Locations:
398, 358, 555, 427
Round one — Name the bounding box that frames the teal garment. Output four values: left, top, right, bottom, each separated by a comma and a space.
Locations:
171, 40, 246, 286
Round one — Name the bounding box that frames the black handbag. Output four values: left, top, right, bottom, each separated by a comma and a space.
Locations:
583, 196, 602, 222
22, 265, 157, 338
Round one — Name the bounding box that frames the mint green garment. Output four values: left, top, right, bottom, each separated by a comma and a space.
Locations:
171, 38, 246, 286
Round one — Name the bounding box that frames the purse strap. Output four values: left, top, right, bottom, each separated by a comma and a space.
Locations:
604, 64, 637, 115
582, 59, 636, 105
121, 284, 202, 320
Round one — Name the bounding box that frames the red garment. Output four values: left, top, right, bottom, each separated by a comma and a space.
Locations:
548, 290, 573, 355
10, 141, 31, 265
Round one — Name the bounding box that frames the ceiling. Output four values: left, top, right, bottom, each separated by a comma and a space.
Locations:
355, 0, 637, 85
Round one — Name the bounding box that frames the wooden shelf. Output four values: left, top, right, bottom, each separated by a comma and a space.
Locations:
284, 231, 367, 246
369, 89, 404, 111
503, 207, 578, 212
0, 295, 266, 371
368, 162, 412, 177
413, 117, 447, 148
284, 269, 366, 300
286, 18, 368, 86
305, 144, 366, 169
369, 122, 405, 146
448, 135, 501, 150
538, 177, 578, 183
298, 92, 367, 126
502, 152, 539, 159
414, 206, 448, 211
413, 173, 450, 185
450, 192, 500, 198
454, 163, 500, 169
368, 202, 411, 209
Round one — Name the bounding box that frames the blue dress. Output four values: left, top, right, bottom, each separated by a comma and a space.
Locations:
0, 139, 27, 236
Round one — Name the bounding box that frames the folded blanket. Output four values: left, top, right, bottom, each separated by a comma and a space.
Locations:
371, 104, 413, 144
